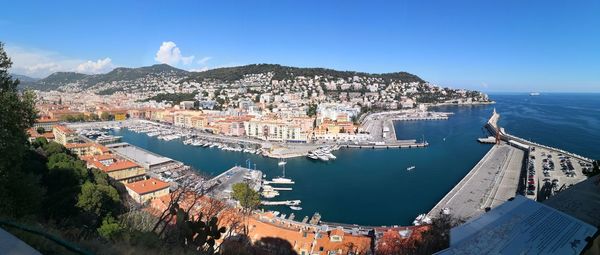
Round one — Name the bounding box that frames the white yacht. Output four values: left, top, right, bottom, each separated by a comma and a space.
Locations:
271, 177, 295, 184
278, 159, 287, 166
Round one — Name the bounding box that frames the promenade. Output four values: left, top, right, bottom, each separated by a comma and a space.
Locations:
427, 143, 524, 220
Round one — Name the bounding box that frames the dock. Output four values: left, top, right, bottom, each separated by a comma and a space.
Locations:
428, 108, 594, 221
427, 143, 524, 220
261, 200, 301, 206
271, 187, 292, 191
206, 166, 263, 200
345, 140, 428, 149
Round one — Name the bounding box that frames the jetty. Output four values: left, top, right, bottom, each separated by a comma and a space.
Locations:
358, 109, 445, 150
261, 200, 301, 206
427, 108, 594, 220
345, 140, 428, 149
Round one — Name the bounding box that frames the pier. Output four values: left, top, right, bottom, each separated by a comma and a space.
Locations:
428, 108, 594, 220
261, 200, 301, 206
427, 143, 524, 220
345, 140, 428, 149
206, 166, 263, 200
359, 110, 445, 150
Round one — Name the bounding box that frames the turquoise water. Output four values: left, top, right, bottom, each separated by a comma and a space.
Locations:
111, 93, 600, 226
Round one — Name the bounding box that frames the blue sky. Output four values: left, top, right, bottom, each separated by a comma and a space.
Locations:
1, 0, 599, 92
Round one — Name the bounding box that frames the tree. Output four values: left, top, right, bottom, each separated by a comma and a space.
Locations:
97, 215, 124, 241
306, 103, 318, 117
44, 141, 66, 155
0, 42, 43, 218
100, 112, 111, 121
76, 182, 120, 219
36, 127, 45, 134
32, 137, 49, 148
231, 183, 260, 213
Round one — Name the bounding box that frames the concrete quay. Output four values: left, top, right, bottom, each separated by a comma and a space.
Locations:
205, 166, 263, 200
427, 143, 524, 220
345, 140, 428, 149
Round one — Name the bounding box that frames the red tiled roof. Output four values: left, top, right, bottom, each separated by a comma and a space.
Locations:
53, 125, 75, 134
125, 178, 170, 195
93, 160, 140, 172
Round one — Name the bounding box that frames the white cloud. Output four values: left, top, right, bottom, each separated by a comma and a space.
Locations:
76, 58, 114, 74
5, 45, 115, 78
189, 67, 209, 72
154, 41, 195, 66
197, 57, 212, 65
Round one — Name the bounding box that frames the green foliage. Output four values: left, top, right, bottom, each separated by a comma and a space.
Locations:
0, 42, 42, 218
97, 216, 124, 241
59, 113, 101, 122
100, 112, 110, 121
36, 127, 45, 134
143, 92, 197, 105
231, 183, 260, 211
306, 103, 318, 117
21, 64, 188, 91
44, 141, 66, 155
187, 63, 425, 83
32, 137, 49, 148
76, 182, 120, 219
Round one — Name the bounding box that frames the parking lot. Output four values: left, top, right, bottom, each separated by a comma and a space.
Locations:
525, 146, 592, 202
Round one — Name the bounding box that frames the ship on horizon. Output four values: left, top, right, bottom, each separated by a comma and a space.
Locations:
529, 92, 541, 96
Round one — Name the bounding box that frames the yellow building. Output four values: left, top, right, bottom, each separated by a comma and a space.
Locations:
125, 178, 170, 204
52, 125, 78, 145
91, 160, 146, 183
114, 112, 127, 121
65, 143, 110, 157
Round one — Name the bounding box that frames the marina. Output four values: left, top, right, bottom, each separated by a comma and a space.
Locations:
78, 94, 600, 226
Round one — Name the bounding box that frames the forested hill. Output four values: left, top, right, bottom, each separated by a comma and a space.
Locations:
186, 64, 425, 83
17, 63, 425, 91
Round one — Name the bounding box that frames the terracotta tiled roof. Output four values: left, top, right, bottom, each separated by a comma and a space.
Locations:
125, 178, 170, 195
93, 160, 140, 172
53, 125, 75, 134
65, 143, 94, 149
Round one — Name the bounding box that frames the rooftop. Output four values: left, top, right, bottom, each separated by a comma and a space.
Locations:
107, 143, 174, 168
436, 195, 597, 255
125, 178, 170, 195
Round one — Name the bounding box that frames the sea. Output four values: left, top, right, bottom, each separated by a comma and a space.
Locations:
110, 93, 600, 226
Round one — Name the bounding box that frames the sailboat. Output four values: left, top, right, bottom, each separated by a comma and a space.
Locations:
278, 158, 287, 166
271, 160, 294, 184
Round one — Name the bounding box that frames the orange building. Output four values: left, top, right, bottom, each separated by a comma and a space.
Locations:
52, 125, 78, 145
125, 178, 170, 204
90, 159, 146, 183
65, 143, 110, 157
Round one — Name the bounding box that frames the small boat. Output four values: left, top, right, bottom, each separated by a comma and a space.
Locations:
290, 206, 302, 211
413, 214, 432, 226
529, 92, 540, 96
271, 177, 294, 184
278, 159, 287, 166
307, 154, 319, 160
407, 166, 416, 171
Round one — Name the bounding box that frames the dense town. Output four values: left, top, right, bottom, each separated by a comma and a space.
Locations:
32, 65, 491, 147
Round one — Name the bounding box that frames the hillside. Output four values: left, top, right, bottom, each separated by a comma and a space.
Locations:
19, 64, 189, 91
187, 64, 424, 83
10, 73, 39, 82
18, 63, 425, 92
